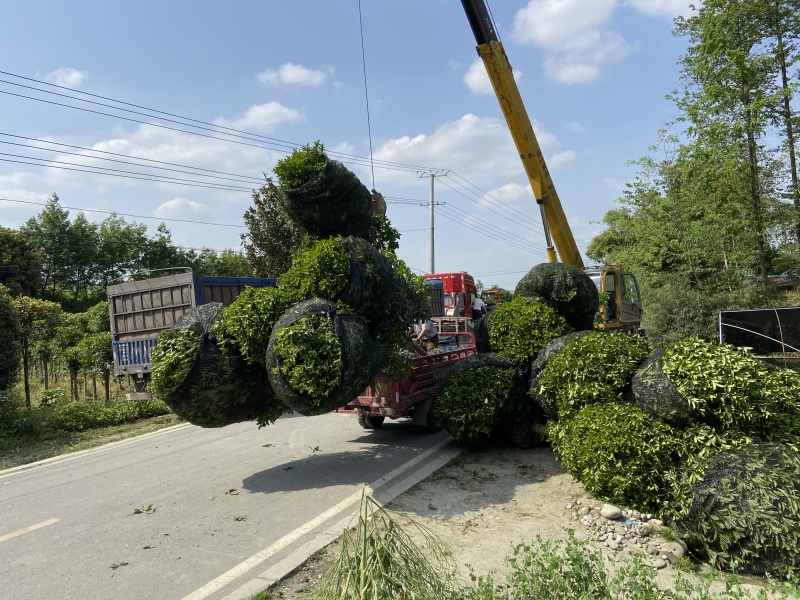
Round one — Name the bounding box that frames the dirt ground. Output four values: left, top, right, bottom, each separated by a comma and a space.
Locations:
267, 445, 771, 599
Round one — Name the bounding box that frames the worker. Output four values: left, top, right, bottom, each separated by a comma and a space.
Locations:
412, 319, 439, 353
472, 294, 487, 318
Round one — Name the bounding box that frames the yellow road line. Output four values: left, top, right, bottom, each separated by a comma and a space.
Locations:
0, 518, 60, 543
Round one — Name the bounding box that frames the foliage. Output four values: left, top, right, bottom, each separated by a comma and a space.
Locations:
273, 141, 326, 191
550, 403, 680, 511
0, 286, 21, 390
662, 338, 788, 433
272, 314, 342, 400
514, 262, 599, 331
435, 355, 517, 446
315, 491, 458, 600
149, 327, 201, 399
535, 331, 650, 419
486, 297, 572, 363
380, 249, 429, 345
0, 226, 42, 296
279, 237, 351, 303
45, 399, 170, 431
38, 388, 68, 406
0, 390, 40, 437
216, 286, 295, 366
241, 176, 310, 278
674, 442, 800, 577
369, 214, 400, 253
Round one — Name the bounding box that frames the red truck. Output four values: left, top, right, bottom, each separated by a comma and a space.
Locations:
424, 271, 480, 319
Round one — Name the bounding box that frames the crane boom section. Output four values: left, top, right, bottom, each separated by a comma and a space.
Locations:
475, 39, 584, 269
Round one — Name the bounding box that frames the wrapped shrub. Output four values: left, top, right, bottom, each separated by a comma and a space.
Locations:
531, 330, 593, 375
280, 237, 397, 337
472, 313, 491, 353
150, 304, 283, 428
274, 144, 372, 238
550, 403, 679, 511
514, 262, 599, 331
631, 349, 696, 427
434, 353, 532, 446
674, 442, 800, 577
534, 331, 649, 419
486, 297, 572, 364
662, 338, 781, 433
266, 298, 385, 416
216, 286, 296, 366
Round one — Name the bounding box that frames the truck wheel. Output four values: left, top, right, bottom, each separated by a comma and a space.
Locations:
424, 401, 443, 433
358, 414, 385, 429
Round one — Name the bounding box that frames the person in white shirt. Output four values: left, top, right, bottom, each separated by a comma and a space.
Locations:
472, 295, 487, 318
412, 319, 439, 353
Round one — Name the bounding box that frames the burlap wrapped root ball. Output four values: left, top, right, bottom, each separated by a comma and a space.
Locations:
434, 353, 539, 446
533, 331, 650, 420
514, 262, 599, 331
266, 298, 386, 416
485, 296, 573, 363
149, 304, 285, 428
273, 142, 372, 239
550, 403, 679, 512
661, 337, 800, 441
673, 442, 800, 577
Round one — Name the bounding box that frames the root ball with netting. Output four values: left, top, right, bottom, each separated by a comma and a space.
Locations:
514, 262, 599, 331
486, 296, 572, 363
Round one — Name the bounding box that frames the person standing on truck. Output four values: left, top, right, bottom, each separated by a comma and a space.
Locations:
412, 319, 439, 353
472, 294, 487, 318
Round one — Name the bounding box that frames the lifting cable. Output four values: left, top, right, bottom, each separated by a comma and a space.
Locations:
357, 0, 376, 189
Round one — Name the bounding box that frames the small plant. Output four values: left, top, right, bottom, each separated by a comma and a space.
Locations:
37, 388, 67, 406
226, 488, 239, 496
233, 515, 247, 522
133, 504, 156, 515
273, 141, 326, 191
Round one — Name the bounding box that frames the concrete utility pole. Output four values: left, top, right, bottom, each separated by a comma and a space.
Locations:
418, 170, 449, 273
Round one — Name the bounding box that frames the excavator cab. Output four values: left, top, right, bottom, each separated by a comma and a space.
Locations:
586, 267, 643, 334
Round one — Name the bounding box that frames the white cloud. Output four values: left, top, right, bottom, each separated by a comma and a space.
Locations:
478, 182, 533, 209
624, 0, 695, 18
510, 0, 632, 84
153, 197, 205, 218
463, 58, 522, 95
256, 63, 333, 87
214, 102, 304, 132
566, 121, 588, 133
330, 141, 356, 155
43, 67, 88, 88
373, 114, 573, 187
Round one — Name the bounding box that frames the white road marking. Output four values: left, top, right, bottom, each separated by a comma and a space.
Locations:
182, 437, 456, 600
0, 518, 60, 543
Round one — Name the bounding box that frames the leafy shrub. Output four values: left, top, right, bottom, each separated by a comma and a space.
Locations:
273, 141, 326, 191
279, 237, 350, 302
514, 262, 599, 330
674, 442, 800, 577
662, 338, 783, 433
486, 297, 572, 363
46, 399, 171, 431
272, 313, 342, 400
535, 331, 650, 419
216, 286, 296, 366
550, 403, 679, 511
0, 289, 20, 391
149, 327, 201, 399
38, 388, 68, 406
0, 390, 41, 437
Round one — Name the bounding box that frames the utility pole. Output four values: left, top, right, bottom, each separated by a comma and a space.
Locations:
418, 170, 449, 273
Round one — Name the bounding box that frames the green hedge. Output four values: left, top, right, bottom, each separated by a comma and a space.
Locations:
486, 297, 572, 363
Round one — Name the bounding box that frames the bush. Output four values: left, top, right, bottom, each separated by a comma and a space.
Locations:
216, 286, 296, 366
0, 390, 41, 437
514, 262, 599, 331
662, 338, 781, 433
674, 442, 800, 577
272, 141, 327, 191
46, 399, 171, 431
486, 297, 572, 364
38, 388, 68, 406
0, 289, 21, 391
534, 332, 650, 419
550, 403, 679, 511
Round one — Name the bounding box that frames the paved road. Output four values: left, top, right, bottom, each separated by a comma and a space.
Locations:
0, 413, 458, 600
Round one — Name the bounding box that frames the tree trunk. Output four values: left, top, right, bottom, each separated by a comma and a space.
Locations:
43, 360, 49, 390
744, 92, 768, 293
776, 26, 800, 244
22, 339, 31, 409
104, 369, 110, 401
92, 374, 97, 401
83, 373, 87, 400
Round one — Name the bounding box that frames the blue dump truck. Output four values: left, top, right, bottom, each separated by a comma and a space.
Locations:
107, 270, 277, 398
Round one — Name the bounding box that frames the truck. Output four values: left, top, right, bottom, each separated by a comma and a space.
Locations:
461, 0, 643, 334
107, 269, 276, 399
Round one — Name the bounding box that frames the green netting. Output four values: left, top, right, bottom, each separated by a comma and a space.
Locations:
531, 330, 593, 374
280, 158, 373, 238
674, 442, 800, 577
514, 262, 599, 331
630, 349, 696, 428
150, 303, 283, 428
472, 313, 491, 353
266, 298, 386, 416
434, 353, 534, 446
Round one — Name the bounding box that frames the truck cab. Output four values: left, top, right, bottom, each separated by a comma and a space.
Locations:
424, 271, 479, 320
585, 266, 643, 334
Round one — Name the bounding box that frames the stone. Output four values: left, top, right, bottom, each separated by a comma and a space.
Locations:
650, 558, 667, 569
662, 551, 678, 564
645, 544, 659, 556
579, 507, 590, 516
600, 504, 623, 520
608, 540, 620, 550
664, 542, 685, 559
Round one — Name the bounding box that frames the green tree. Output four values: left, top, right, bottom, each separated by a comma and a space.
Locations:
20, 194, 71, 299
0, 227, 42, 296
193, 248, 255, 277
11, 295, 62, 407
137, 223, 194, 274
96, 214, 149, 289
0, 285, 21, 391
64, 212, 100, 308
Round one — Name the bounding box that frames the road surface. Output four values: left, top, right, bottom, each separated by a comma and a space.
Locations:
0, 413, 459, 600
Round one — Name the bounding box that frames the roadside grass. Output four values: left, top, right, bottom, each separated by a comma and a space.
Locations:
0, 391, 182, 470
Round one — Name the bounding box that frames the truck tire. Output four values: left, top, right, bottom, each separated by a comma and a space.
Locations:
424, 401, 443, 433
358, 414, 385, 429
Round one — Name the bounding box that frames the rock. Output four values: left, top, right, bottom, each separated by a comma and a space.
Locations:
648, 518, 663, 527
600, 504, 623, 520
662, 551, 678, 564
645, 544, 659, 556
579, 507, 590, 516
650, 558, 667, 569
664, 542, 685, 559
608, 540, 620, 550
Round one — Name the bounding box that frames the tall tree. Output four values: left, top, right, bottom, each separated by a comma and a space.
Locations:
64, 212, 99, 306
96, 214, 148, 289
0, 226, 42, 296
674, 0, 779, 291
11, 296, 62, 407
20, 194, 71, 298
193, 248, 255, 277
0, 285, 21, 391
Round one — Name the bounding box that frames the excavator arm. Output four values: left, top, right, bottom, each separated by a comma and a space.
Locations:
461, 0, 584, 269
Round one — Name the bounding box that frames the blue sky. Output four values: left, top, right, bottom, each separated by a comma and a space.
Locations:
0, 0, 693, 291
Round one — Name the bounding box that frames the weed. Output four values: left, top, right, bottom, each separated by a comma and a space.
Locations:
226, 488, 239, 496
133, 504, 156, 515
234, 516, 247, 522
